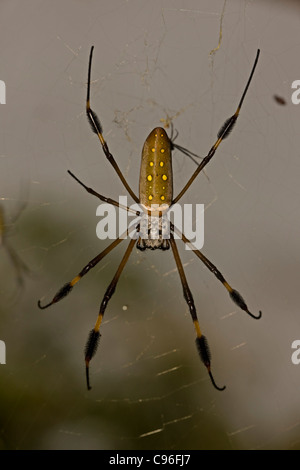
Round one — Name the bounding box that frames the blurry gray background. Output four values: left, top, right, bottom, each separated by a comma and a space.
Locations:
0, 0, 299, 450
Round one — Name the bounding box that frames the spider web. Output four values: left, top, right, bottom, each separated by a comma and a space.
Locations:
1, 0, 300, 450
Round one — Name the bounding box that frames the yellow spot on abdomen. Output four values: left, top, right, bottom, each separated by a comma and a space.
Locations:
147, 175, 153, 182
162, 175, 167, 181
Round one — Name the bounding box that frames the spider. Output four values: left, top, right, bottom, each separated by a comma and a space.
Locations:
38, 47, 262, 391
0, 201, 30, 294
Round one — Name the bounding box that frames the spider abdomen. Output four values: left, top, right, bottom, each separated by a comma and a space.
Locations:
139, 127, 173, 213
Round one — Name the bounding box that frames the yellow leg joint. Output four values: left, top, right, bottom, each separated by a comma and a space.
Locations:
94, 314, 103, 333
70, 275, 81, 287
193, 320, 202, 338
214, 137, 223, 151
223, 281, 233, 293
97, 133, 105, 146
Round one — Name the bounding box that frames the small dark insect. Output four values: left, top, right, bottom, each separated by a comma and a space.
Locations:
38, 48, 262, 391
273, 95, 286, 106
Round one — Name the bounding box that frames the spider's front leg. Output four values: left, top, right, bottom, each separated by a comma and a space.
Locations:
85, 46, 139, 204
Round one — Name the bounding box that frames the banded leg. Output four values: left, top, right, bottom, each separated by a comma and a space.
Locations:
86, 46, 139, 203
169, 233, 225, 391
38, 227, 134, 310
172, 49, 260, 205
172, 223, 262, 319
85, 237, 136, 390
68, 170, 141, 216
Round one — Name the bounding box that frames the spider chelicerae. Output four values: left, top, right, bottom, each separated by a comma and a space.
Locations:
38, 47, 262, 391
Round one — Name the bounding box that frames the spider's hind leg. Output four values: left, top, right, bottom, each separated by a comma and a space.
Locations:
169, 232, 225, 391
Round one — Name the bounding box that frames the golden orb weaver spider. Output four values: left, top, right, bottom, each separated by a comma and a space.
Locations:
38, 47, 261, 391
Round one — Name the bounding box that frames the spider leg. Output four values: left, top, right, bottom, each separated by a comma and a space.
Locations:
86, 46, 139, 203
5, 241, 30, 286
172, 49, 260, 205
68, 170, 140, 216
172, 223, 262, 320
37, 227, 133, 310
85, 237, 136, 390
169, 232, 225, 391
